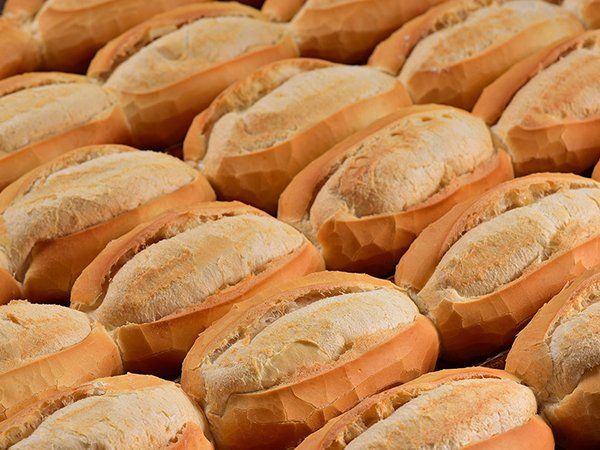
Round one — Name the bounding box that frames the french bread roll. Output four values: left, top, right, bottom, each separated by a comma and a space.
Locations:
0, 72, 131, 190
395, 173, 600, 362
506, 268, 600, 448
279, 105, 514, 276
296, 367, 554, 450
262, 0, 448, 63
183, 58, 411, 213
181, 271, 439, 450
88, 2, 298, 149
474, 31, 600, 175
0, 300, 122, 422
369, 0, 583, 110
0, 0, 213, 77
0, 144, 215, 304
0, 374, 214, 449
563, 0, 600, 27
71, 202, 324, 375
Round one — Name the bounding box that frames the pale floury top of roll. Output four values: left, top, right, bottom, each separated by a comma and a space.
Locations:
105, 17, 288, 92
0, 147, 197, 277
0, 300, 90, 374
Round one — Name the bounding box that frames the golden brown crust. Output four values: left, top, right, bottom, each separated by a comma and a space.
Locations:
167, 422, 215, 450
71, 202, 324, 375
264, 0, 448, 63
474, 31, 600, 175
0, 17, 39, 80
0, 145, 215, 304
296, 367, 552, 450
0, 319, 123, 421
278, 105, 514, 275
395, 173, 600, 362
184, 58, 411, 214
89, 3, 298, 148
506, 268, 600, 448
182, 271, 439, 450
369, 0, 583, 109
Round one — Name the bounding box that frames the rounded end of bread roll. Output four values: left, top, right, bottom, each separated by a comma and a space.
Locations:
0, 267, 22, 306
181, 271, 439, 450
0, 300, 123, 421
296, 367, 553, 450
0, 17, 40, 80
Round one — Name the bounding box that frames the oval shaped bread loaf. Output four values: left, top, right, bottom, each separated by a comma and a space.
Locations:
474, 30, 600, 175
181, 271, 439, 450
506, 268, 600, 448
563, 0, 600, 28
0, 300, 122, 421
0, 73, 131, 189
0, 144, 215, 304
369, 0, 583, 109
296, 368, 554, 450
279, 104, 513, 275
71, 202, 324, 375
262, 0, 447, 63
395, 173, 600, 362
89, 2, 298, 148
0, 374, 213, 449
184, 58, 411, 213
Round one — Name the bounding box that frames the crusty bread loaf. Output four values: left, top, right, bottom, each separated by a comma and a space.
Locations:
181, 271, 439, 450
0, 73, 131, 190
262, 0, 447, 63
0, 374, 214, 449
184, 58, 411, 213
0, 144, 215, 304
0, 0, 213, 75
0, 300, 122, 421
296, 367, 554, 450
0, 17, 38, 79
395, 173, 600, 362
89, 2, 298, 148
369, 0, 583, 110
474, 31, 600, 175
506, 268, 600, 448
563, 0, 600, 28
71, 202, 324, 375
279, 105, 513, 275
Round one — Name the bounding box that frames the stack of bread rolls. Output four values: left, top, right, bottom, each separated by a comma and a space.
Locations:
0, 0, 598, 448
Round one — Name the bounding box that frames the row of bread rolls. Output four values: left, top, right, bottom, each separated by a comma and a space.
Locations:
0, 0, 598, 191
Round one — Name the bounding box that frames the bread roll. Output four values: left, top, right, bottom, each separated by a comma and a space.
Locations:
181, 271, 439, 450
0, 0, 213, 77
183, 58, 411, 213
71, 202, 324, 375
506, 268, 600, 448
0, 300, 122, 422
369, 0, 583, 110
0, 374, 214, 449
297, 367, 554, 450
262, 0, 447, 63
395, 173, 600, 362
0, 144, 215, 304
88, 2, 298, 148
0, 73, 131, 190
474, 31, 600, 175
279, 105, 513, 275
563, 0, 600, 27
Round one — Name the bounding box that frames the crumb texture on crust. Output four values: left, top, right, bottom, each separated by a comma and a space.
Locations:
198, 287, 418, 416
493, 33, 600, 158
399, 0, 573, 80
0, 300, 91, 374
105, 17, 287, 92
306, 107, 494, 241
95, 214, 304, 328
7, 377, 204, 450
343, 378, 536, 449
202, 65, 395, 170
417, 185, 600, 310
0, 82, 113, 155
1, 150, 196, 277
